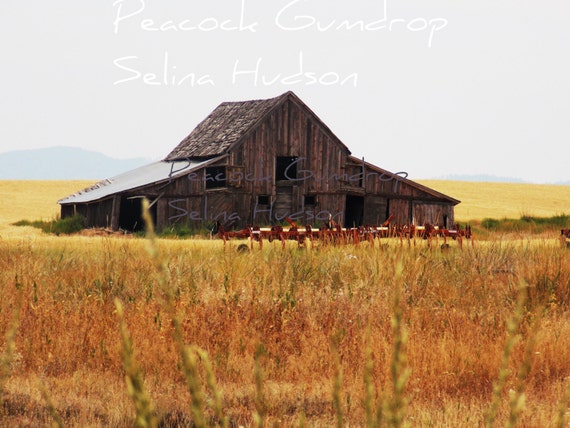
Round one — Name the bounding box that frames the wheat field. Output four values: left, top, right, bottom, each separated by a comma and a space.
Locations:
1, 180, 569, 427
418, 180, 570, 221
0, 180, 93, 238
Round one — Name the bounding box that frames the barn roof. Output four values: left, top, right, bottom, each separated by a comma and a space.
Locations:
58, 158, 214, 204
348, 155, 460, 205
165, 91, 350, 160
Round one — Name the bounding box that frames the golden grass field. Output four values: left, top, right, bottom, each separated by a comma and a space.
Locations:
418, 180, 570, 222
0, 180, 93, 238
1, 180, 569, 427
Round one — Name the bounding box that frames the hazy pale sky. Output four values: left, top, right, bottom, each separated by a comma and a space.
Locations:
1, 1, 569, 183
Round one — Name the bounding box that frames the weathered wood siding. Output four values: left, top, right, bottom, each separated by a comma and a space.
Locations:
63, 198, 115, 228
214, 98, 351, 227
63, 96, 458, 231
412, 202, 454, 227
363, 196, 389, 225
232, 99, 349, 194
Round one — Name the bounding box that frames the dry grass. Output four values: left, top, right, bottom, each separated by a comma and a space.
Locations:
1, 235, 569, 426
1, 180, 570, 426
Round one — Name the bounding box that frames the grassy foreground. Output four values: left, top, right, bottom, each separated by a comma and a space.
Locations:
1, 234, 569, 426
1, 180, 569, 426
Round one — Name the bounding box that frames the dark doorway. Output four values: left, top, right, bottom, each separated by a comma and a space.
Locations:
345, 195, 364, 227
118, 197, 156, 232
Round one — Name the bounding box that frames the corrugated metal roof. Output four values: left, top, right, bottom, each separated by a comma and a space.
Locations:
58, 159, 211, 204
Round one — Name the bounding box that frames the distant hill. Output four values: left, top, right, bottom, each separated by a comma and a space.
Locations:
428, 174, 570, 185
0, 147, 151, 180
431, 174, 527, 183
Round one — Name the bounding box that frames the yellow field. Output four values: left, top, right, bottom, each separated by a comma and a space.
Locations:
1, 180, 570, 426
0, 180, 93, 237
419, 180, 570, 221
0, 180, 93, 223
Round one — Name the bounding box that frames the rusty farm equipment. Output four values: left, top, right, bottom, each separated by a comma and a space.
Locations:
562, 229, 570, 247
216, 215, 473, 250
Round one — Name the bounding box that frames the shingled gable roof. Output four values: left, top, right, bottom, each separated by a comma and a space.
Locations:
164, 91, 350, 161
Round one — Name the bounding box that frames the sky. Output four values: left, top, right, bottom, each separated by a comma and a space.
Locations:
1, 0, 569, 184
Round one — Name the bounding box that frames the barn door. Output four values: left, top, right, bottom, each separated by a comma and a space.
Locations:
274, 186, 293, 223
345, 195, 364, 227
412, 202, 444, 227
118, 197, 156, 232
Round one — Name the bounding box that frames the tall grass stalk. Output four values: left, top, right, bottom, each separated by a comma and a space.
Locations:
142, 199, 227, 426
332, 339, 344, 428
141, 199, 168, 289
386, 259, 410, 428
506, 298, 541, 428
363, 326, 380, 428
39, 381, 64, 428
555, 378, 570, 428
253, 344, 267, 428
485, 284, 528, 427
194, 346, 228, 427
171, 341, 228, 427
0, 286, 21, 409
115, 298, 157, 428
179, 344, 207, 428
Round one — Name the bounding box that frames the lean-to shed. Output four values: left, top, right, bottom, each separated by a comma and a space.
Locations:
59, 91, 459, 231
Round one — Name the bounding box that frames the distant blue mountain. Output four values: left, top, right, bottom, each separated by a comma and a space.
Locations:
0, 146, 150, 180
431, 174, 570, 184
431, 174, 528, 183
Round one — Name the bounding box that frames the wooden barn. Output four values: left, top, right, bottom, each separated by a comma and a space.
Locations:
59, 91, 459, 231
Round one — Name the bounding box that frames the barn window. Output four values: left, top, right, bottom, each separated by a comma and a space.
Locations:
276, 156, 298, 181
257, 195, 270, 205
205, 166, 226, 189
304, 195, 316, 206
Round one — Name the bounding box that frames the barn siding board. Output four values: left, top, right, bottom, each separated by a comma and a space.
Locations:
389, 199, 411, 225
289, 102, 298, 154
111, 195, 120, 230
156, 198, 166, 228
412, 202, 454, 227
205, 192, 234, 223
278, 103, 287, 155
76, 204, 88, 221
98, 199, 114, 228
